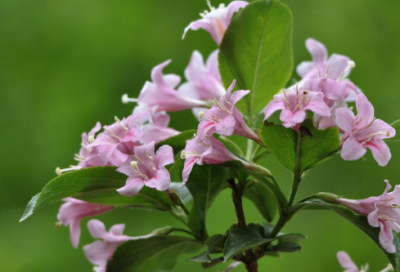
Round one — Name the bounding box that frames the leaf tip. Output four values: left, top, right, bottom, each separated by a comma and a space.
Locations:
19, 193, 40, 222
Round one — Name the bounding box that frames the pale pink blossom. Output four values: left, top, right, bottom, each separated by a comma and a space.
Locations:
132, 60, 209, 112
178, 50, 225, 101
116, 142, 174, 196
197, 80, 261, 143
183, 1, 248, 45
87, 112, 150, 164
264, 87, 331, 128
336, 180, 400, 254
57, 198, 113, 248
83, 220, 155, 272
337, 251, 365, 272
182, 134, 246, 183
335, 94, 395, 166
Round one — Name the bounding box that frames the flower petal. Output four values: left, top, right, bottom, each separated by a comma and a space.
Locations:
356, 94, 375, 128
336, 251, 358, 270
365, 139, 391, 167
117, 177, 145, 196
341, 135, 367, 161
335, 108, 355, 133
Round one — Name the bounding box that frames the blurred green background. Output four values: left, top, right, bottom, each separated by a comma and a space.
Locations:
2, 0, 400, 271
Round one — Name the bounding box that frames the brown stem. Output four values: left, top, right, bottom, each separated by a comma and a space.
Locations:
228, 179, 258, 272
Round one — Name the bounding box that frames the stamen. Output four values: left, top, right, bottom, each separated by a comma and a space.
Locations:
134, 155, 144, 164
223, 96, 232, 106
130, 161, 138, 169
206, 0, 213, 10
88, 135, 95, 144
198, 111, 205, 119
337, 61, 356, 81
56, 166, 81, 176
326, 66, 330, 78
104, 127, 122, 140
181, 151, 186, 159
206, 110, 222, 121
296, 84, 299, 96
121, 94, 138, 104
317, 67, 321, 78
115, 116, 129, 132
282, 89, 290, 107
146, 151, 154, 162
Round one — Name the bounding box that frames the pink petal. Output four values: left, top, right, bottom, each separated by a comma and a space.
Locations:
365, 139, 391, 167
70, 219, 81, 249
341, 136, 367, 161
117, 177, 145, 196
356, 94, 375, 128
182, 157, 198, 184
206, 49, 221, 81
109, 224, 126, 236
305, 38, 328, 66
335, 108, 355, 133
151, 60, 172, 85
146, 168, 171, 191
296, 61, 313, 77
305, 100, 331, 117
336, 251, 359, 270
163, 74, 181, 88
225, 1, 248, 24
379, 222, 396, 253
87, 219, 108, 240
156, 145, 175, 167
326, 54, 351, 80
215, 114, 236, 136
263, 100, 286, 121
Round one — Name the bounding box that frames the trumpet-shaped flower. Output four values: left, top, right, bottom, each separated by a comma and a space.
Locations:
335, 94, 395, 166
87, 112, 150, 164
134, 60, 209, 112
178, 50, 225, 101
197, 80, 260, 143
182, 134, 245, 183
183, 1, 248, 45
83, 220, 155, 272
337, 251, 367, 272
264, 87, 331, 128
116, 142, 174, 196
336, 180, 400, 254
57, 198, 113, 248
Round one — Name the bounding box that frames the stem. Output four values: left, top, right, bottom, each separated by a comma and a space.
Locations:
288, 130, 302, 207
246, 138, 254, 161
228, 179, 258, 272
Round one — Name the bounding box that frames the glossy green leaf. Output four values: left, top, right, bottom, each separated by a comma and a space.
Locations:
20, 167, 173, 222
186, 165, 230, 240
107, 236, 202, 272
156, 129, 196, 155
243, 181, 277, 222
270, 242, 301, 252
290, 199, 399, 270
224, 227, 272, 261
219, 0, 293, 117
260, 120, 340, 173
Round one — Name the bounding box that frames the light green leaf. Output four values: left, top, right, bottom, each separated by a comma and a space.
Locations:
20, 167, 172, 222
107, 236, 202, 272
260, 120, 340, 173
186, 165, 230, 240
243, 182, 277, 222
224, 227, 272, 261
219, 0, 293, 117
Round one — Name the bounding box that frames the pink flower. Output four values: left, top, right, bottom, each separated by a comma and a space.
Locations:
178, 50, 225, 101
183, 1, 248, 45
336, 180, 400, 254
57, 198, 113, 248
337, 251, 364, 272
335, 94, 395, 166
264, 87, 331, 128
87, 112, 150, 164
116, 142, 174, 196
83, 219, 155, 272
181, 134, 245, 183
224, 261, 241, 272
132, 60, 209, 112
196, 80, 261, 143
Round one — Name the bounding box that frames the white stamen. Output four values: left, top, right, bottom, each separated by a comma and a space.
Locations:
115, 116, 129, 132
337, 61, 356, 81
56, 166, 81, 176
206, 110, 222, 121
130, 161, 138, 169
146, 151, 154, 162
198, 111, 205, 119
104, 127, 122, 140
134, 155, 144, 164
181, 151, 186, 159
379, 264, 393, 272
121, 94, 138, 104
206, 0, 213, 10
88, 135, 95, 144
360, 263, 369, 272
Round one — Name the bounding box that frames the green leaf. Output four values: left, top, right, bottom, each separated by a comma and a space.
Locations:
202, 257, 224, 269
270, 242, 301, 253
219, 0, 293, 117
189, 251, 211, 263
186, 165, 230, 240
107, 236, 202, 272
169, 157, 184, 182
243, 181, 277, 222
156, 130, 196, 155
277, 233, 307, 243
205, 234, 227, 254
260, 120, 340, 173
224, 227, 272, 261
291, 200, 399, 270
20, 167, 173, 222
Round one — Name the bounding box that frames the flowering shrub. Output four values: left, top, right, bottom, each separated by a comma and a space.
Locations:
20, 0, 400, 271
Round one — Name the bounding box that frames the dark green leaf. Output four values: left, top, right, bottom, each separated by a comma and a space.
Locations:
291, 199, 399, 270
224, 227, 272, 261
215, 160, 249, 183
107, 236, 202, 272
263, 223, 274, 237
270, 242, 301, 252
186, 165, 230, 240
206, 234, 227, 254
156, 130, 196, 155
20, 167, 172, 222
219, 0, 293, 117
169, 158, 184, 182
189, 251, 211, 263
202, 257, 224, 269
244, 182, 277, 222
260, 120, 340, 173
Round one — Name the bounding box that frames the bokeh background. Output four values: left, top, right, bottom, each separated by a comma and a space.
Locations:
2, 0, 400, 271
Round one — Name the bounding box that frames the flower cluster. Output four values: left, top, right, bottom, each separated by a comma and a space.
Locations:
264, 38, 395, 166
